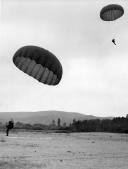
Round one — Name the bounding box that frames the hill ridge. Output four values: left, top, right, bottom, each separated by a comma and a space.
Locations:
0, 110, 113, 125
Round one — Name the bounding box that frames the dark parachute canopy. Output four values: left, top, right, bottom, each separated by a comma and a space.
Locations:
13, 46, 63, 85
100, 4, 124, 21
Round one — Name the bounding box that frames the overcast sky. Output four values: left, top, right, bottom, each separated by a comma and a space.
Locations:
0, 0, 128, 117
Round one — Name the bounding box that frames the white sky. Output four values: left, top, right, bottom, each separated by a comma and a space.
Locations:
0, 0, 128, 117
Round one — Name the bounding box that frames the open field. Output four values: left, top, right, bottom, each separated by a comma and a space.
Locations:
0, 131, 128, 169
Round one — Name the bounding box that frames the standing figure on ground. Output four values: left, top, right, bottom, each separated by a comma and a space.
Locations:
6, 119, 14, 136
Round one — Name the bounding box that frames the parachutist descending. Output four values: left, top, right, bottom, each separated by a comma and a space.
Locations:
100, 4, 123, 47
112, 39, 116, 45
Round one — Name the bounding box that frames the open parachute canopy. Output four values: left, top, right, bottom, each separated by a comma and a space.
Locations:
100, 4, 124, 21
13, 46, 63, 85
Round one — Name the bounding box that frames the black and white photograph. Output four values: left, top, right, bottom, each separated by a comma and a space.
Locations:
0, 0, 128, 168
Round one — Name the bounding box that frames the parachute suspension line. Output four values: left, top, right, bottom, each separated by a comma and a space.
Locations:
47, 71, 54, 85
21, 58, 32, 73
28, 60, 37, 77
32, 64, 42, 78
45, 70, 52, 85
35, 65, 43, 81
38, 66, 46, 82
41, 68, 49, 84
17, 57, 26, 69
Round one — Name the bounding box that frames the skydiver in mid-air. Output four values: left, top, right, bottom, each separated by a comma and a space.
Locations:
112, 39, 116, 45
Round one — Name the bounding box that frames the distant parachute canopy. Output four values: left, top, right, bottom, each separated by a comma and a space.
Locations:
100, 4, 124, 21
13, 46, 63, 85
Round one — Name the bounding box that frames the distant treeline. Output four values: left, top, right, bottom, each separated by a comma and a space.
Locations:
0, 116, 128, 133
69, 117, 128, 133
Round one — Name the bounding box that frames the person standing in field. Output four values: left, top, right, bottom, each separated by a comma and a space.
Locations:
6, 119, 14, 136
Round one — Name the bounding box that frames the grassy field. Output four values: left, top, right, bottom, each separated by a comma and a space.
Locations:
0, 131, 128, 169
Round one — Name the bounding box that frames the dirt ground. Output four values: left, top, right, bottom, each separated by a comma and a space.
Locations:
0, 131, 128, 169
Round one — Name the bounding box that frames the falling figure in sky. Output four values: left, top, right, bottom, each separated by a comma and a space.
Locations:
112, 39, 116, 45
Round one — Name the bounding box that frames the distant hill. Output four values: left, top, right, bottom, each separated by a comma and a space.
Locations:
0, 111, 114, 125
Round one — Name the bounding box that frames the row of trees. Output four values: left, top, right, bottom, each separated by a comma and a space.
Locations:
0, 116, 128, 133
69, 117, 128, 133
0, 118, 65, 131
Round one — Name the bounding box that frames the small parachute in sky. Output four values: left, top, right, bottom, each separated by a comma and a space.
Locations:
100, 4, 124, 21
13, 46, 63, 85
